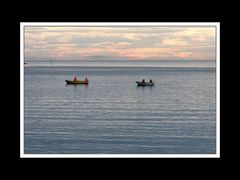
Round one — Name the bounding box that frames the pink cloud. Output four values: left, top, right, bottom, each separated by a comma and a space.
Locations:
176, 52, 192, 58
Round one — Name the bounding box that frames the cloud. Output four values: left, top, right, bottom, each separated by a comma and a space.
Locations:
176, 52, 193, 58
24, 26, 216, 61
162, 38, 189, 46
116, 42, 131, 46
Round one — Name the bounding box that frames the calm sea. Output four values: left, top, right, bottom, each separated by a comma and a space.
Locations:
24, 61, 216, 154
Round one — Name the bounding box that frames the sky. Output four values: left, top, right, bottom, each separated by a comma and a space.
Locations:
24, 26, 216, 61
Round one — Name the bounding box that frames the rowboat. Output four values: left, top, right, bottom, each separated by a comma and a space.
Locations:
65, 80, 89, 84
135, 81, 154, 86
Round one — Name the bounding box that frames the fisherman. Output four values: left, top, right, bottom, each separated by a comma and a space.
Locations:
150, 79, 152, 83
85, 77, 88, 82
142, 79, 145, 83
73, 76, 77, 81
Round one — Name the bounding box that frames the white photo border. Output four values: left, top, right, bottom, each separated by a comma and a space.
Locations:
20, 22, 220, 158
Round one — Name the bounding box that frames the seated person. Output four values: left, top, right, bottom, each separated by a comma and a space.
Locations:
142, 79, 145, 83
85, 77, 88, 82
73, 76, 77, 81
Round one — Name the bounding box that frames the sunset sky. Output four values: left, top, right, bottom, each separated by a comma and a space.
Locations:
24, 26, 216, 61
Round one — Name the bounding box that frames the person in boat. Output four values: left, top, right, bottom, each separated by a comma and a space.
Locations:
84, 77, 88, 82
149, 79, 152, 83
73, 76, 77, 81
142, 79, 145, 83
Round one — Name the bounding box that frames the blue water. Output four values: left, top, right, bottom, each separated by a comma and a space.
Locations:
24, 64, 216, 154
25, 60, 215, 68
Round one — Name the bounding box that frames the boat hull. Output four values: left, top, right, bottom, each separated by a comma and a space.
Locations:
135, 81, 154, 86
65, 80, 89, 84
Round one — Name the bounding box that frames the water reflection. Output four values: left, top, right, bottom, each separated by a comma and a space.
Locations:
65, 84, 88, 91
65, 84, 88, 87
136, 85, 154, 89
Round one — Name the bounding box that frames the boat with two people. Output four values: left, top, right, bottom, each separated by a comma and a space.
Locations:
65, 76, 89, 85
136, 79, 154, 86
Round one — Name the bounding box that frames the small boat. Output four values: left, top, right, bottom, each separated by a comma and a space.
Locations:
65, 80, 89, 84
135, 81, 154, 86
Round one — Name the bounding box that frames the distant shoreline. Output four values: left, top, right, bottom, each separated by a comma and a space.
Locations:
24, 65, 216, 71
